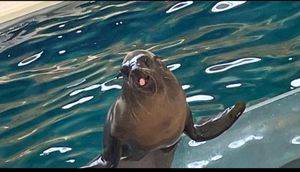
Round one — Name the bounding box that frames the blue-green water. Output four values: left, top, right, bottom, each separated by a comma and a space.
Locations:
0, 1, 300, 168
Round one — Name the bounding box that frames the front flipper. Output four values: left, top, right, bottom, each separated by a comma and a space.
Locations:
81, 121, 122, 168
184, 101, 246, 141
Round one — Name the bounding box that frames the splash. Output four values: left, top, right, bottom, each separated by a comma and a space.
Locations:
18, 51, 44, 67
205, 57, 261, 74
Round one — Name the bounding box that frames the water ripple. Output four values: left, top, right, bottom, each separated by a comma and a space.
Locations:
205, 57, 261, 74
167, 64, 181, 71
40, 147, 72, 156
291, 136, 300, 145
291, 78, 300, 88
228, 134, 264, 149
62, 96, 94, 110
186, 95, 214, 102
17, 51, 44, 67
211, 1, 247, 13
226, 83, 242, 88
166, 1, 194, 14
69, 84, 100, 96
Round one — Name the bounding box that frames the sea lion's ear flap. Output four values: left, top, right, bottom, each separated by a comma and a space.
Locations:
154, 56, 167, 69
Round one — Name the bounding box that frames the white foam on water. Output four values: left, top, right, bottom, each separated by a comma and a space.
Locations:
187, 160, 210, 168
167, 64, 181, 71
291, 136, 300, 144
59, 50, 66, 54
291, 78, 300, 87
205, 57, 261, 74
58, 24, 65, 28
62, 96, 94, 109
166, 1, 194, 14
211, 1, 246, 13
186, 95, 214, 102
210, 155, 223, 161
40, 147, 72, 156
66, 159, 75, 163
226, 83, 242, 88
18, 51, 44, 67
69, 84, 101, 96
188, 140, 206, 147
182, 85, 191, 90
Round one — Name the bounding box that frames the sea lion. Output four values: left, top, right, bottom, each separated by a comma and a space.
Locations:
83, 50, 246, 168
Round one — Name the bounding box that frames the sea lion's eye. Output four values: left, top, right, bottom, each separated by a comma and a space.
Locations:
120, 66, 130, 78
142, 57, 150, 67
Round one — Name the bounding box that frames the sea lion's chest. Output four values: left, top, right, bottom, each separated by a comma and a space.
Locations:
111, 91, 187, 150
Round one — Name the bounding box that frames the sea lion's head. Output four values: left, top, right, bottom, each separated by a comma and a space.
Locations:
119, 50, 167, 94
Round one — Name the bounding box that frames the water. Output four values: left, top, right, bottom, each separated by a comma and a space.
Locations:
0, 1, 300, 168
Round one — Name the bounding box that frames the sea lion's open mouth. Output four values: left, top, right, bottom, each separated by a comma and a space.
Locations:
137, 75, 150, 87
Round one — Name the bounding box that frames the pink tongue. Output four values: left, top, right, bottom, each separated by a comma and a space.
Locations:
139, 78, 146, 86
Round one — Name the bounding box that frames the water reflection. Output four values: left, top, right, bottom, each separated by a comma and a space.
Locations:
182, 85, 191, 90
100, 78, 122, 91
211, 1, 246, 13
17, 51, 44, 67
228, 135, 263, 149
62, 96, 94, 110
40, 147, 72, 156
205, 57, 261, 74
69, 84, 100, 96
291, 78, 300, 88
167, 64, 181, 71
58, 24, 66, 28
186, 95, 214, 102
66, 159, 76, 163
188, 140, 206, 147
66, 79, 86, 88
166, 1, 194, 14
225, 83, 242, 88
291, 136, 300, 145
187, 154, 223, 168
59, 50, 66, 54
